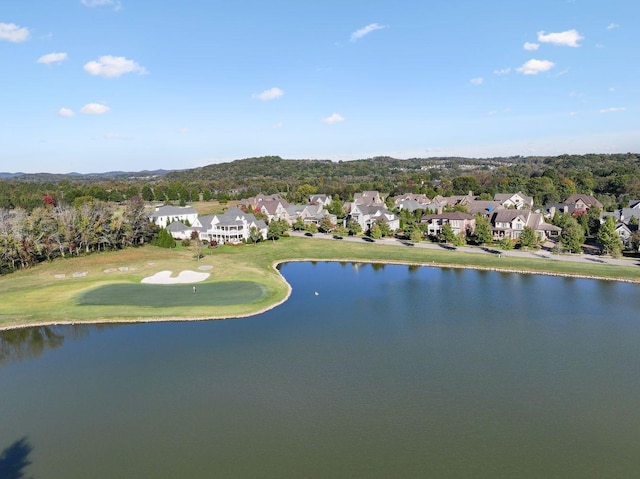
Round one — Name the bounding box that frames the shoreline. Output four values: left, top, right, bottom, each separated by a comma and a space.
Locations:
2, 256, 638, 332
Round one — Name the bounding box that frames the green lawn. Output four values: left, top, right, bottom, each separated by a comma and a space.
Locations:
78, 281, 267, 307
1, 236, 639, 330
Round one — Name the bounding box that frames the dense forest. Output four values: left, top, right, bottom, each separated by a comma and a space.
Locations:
1, 153, 639, 212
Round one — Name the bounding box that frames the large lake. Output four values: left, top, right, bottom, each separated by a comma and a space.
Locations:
2, 262, 640, 478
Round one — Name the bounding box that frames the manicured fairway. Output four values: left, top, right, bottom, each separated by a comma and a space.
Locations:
77, 281, 267, 307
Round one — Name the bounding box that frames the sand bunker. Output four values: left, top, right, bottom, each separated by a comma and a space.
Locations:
141, 270, 210, 284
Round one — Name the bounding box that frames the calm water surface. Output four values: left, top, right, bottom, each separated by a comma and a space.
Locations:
2, 262, 640, 478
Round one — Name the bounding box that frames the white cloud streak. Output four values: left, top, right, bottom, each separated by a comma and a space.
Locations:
252, 87, 284, 101
523, 42, 539, 51
58, 108, 75, 117
599, 107, 625, 113
81, 0, 122, 11
494, 67, 511, 75
350, 23, 386, 42
606, 23, 619, 30
323, 113, 344, 125
470, 77, 483, 85
84, 55, 147, 77
37, 52, 68, 64
517, 59, 555, 75
537, 29, 584, 47
0, 22, 30, 43
80, 103, 110, 114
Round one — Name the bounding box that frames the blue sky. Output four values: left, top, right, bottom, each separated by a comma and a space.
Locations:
1, 0, 638, 173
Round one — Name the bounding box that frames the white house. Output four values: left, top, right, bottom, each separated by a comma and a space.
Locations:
149, 205, 198, 228
195, 207, 267, 244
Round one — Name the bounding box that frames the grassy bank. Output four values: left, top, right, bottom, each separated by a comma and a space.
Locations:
1, 236, 639, 330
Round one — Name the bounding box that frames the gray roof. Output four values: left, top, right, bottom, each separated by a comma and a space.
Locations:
166, 221, 189, 232
466, 200, 503, 215
149, 205, 196, 218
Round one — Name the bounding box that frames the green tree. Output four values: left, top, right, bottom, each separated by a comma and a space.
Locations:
559, 215, 585, 253
152, 228, 175, 248
451, 231, 466, 246
141, 185, 154, 202
586, 207, 602, 236
597, 216, 623, 257
473, 214, 493, 245
518, 226, 538, 249
334, 225, 349, 236
292, 216, 305, 231
375, 219, 392, 237
409, 226, 423, 243
305, 222, 318, 234
319, 215, 335, 233
327, 198, 344, 217
440, 223, 455, 244
249, 226, 262, 245
452, 175, 480, 195
369, 223, 382, 239
347, 218, 362, 236
499, 237, 514, 250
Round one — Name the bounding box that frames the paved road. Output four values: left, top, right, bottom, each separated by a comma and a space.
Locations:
288, 231, 640, 268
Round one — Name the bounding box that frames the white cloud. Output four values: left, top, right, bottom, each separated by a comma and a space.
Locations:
493, 67, 511, 75
80, 103, 110, 114
37, 52, 68, 65
84, 55, 147, 77
606, 23, 619, 30
177, 127, 189, 133
350, 23, 386, 42
272, 122, 283, 129
537, 29, 584, 47
252, 87, 284, 101
58, 108, 75, 117
0, 22, 29, 43
599, 107, 625, 113
517, 59, 555, 75
323, 113, 344, 125
523, 42, 539, 51
81, 0, 122, 10
470, 77, 483, 85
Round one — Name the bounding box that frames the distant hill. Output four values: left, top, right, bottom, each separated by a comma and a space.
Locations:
0, 169, 175, 183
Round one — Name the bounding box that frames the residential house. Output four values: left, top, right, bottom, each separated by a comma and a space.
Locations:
349, 204, 400, 232
149, 205, 198, 228
309, 194, 332, 207
194, 207, 267, 244
494, 192, 534, 210
464, 200, 503, 216
393, 193, 434, 213
490, 209, 560, 241
561, 194, 604, 215
286, 204, 337, 226
257, 199, 289, 222
239, 194, 287, 212
353, 191, 384, 206
419, 212, 475, 237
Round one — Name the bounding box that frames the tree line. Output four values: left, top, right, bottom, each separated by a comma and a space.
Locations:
0, 197, 156, 274
2, 153, 639, 213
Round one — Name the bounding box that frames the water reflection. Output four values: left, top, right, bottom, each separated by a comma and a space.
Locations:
0, 324, 116, 366
0, 437, 34, 479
